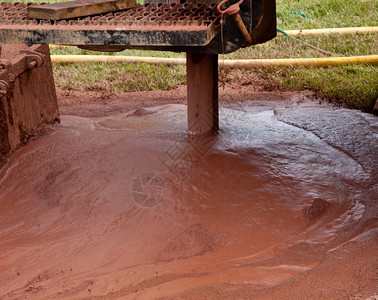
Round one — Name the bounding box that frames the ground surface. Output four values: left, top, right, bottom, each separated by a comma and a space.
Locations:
0, 85, 377, 299
57, 84, 314, 117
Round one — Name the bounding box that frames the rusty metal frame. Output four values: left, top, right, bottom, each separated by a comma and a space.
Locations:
0, 1, 276, 53
0, 2, 220, 50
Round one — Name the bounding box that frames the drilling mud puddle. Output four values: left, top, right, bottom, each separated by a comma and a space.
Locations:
0, 89, 377, 299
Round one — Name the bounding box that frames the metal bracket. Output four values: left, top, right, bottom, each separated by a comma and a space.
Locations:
0, 49, 46, 96
20, 50, 45, 69
0, 50, 45, 96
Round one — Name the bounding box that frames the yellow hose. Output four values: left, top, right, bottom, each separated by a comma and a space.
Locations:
50, 55, 378, 68
51, 55, 186, 65
220, 55, 378, 68
278, 26, 378, 36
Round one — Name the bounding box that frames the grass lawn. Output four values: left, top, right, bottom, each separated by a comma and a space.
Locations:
8, 0, 378, 112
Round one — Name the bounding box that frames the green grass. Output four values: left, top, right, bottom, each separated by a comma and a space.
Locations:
282, 65, 377, 111
276, 0, 377, 29
227, 65, 377, 112
51, 48, 186, 93
54, 62, 185, 93
10, 0, 377, 112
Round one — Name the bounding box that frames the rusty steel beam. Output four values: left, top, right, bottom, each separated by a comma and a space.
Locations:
186, 52, 218, 136
0, 2, 221, 51
0, 1, 277, 53
27, 0, 136, 20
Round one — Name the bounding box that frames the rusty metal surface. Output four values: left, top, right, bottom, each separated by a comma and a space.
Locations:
27, 0, 137, 21
187, 52, 219, 136
0, 2, 221, 48
0, 44, 46, 96
0, 44, 59, 167
246, 0, 276, 47
0, 1, 276, 53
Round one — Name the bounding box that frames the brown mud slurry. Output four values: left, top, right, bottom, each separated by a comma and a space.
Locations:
0, 86, 377, 299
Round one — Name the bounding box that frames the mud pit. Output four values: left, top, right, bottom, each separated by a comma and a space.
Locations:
0, 86, 377, 299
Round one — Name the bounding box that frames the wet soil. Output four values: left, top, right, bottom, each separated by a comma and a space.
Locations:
57, 84, 325, 118
0, 85, 377, 299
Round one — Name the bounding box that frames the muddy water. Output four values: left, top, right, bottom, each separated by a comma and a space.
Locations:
0, 101, 377, 299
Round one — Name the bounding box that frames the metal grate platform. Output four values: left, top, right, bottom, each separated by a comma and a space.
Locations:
0, 2, 221, 49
